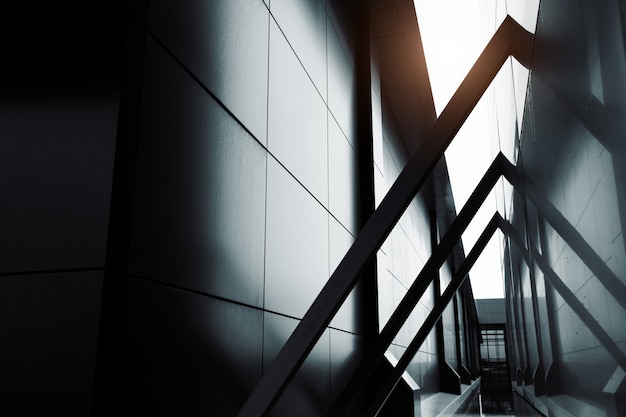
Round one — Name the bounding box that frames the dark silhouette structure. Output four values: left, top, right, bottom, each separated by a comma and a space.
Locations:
1, 1, 625, 416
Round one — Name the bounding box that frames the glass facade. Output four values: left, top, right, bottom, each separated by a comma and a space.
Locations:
481, 328, 507, 364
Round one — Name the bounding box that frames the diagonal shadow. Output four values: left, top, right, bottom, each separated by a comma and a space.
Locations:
501, 157, 626, 312
503, 218, 626, 372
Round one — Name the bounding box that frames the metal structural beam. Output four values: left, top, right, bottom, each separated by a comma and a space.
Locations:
334, 151, 626, 415
236, 16, 534, 417
362, 211, 626, 417
328, 154, 505, 417
363, 214, 501, 417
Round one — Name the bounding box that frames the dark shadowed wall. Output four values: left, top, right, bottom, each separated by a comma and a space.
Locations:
0, 2, 125, 415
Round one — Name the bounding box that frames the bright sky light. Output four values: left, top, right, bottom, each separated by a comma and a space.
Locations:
414, 0, 539, 299
414, 0, 504, 299
413, 1, 487, 115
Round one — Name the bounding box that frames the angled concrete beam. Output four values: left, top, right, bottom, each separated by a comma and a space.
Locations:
236, 16, 534, 417
334, 151, 626, 415
356, 145, 626, 414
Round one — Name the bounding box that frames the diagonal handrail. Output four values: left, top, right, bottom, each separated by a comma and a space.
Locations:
327, 154, 506, 416
362, 213, 502, 417
235, 16, 533, 417
362, 213, 626, 417
333, 151, 626, 415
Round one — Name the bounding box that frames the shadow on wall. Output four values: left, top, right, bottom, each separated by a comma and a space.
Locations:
510, 0, 626, 413
94, 1, 367, 417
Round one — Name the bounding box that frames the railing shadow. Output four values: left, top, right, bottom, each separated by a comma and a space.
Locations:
502, 217, 626, 373
502, 156, 626, 313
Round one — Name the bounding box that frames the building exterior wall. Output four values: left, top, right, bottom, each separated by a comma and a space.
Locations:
503, 0, 626, 415
373, 85, 442, 393
96, 0, 482, 414
1, 1, 484, 415
369, 5, 482, 391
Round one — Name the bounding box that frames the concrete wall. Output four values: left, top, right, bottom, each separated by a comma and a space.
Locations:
477, 299, 506, 325
505, 0, 626, 415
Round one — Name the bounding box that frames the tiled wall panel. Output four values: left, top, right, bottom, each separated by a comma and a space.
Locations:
148, 0, 270, 143
97, 3, 368, 414
268, 19, 328, 206
329, 217, 362, 333
328, 116, 359, 234
129, 39, 267, 307
265, 158, 329, 318
263, 312, 330, 417
270, 0, 327, 99
327, 17, 356, 145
